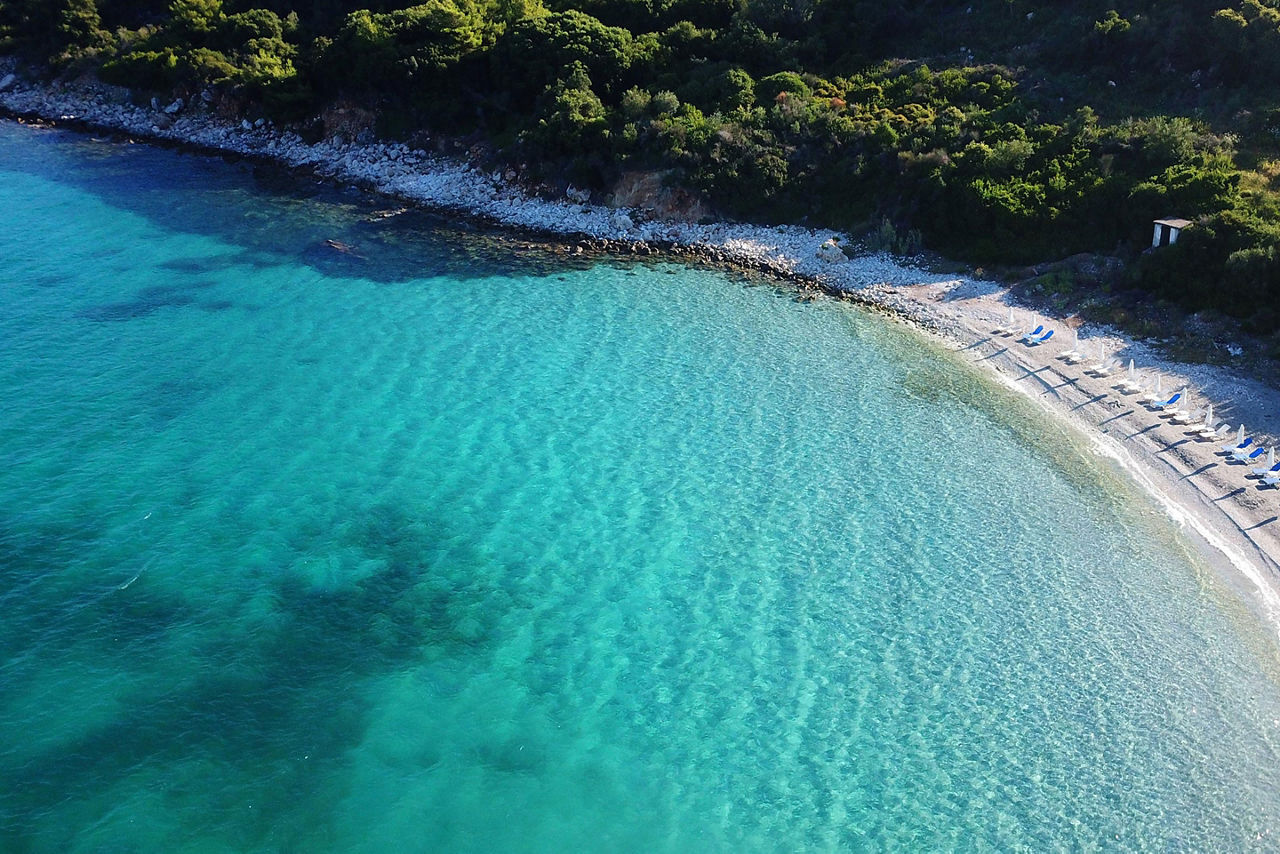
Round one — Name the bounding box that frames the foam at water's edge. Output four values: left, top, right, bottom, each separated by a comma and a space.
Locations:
983, 357, 1280, 642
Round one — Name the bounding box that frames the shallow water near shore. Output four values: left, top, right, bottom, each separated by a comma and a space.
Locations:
3, 120, 1280, 851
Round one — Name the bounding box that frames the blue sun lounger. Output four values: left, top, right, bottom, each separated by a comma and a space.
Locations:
1026, 329, 1054, 346
1153, 391, 1181, 411
1222, 436, 1252, 455
1234, 445, 1267, 464
1018, 325, 1045, 343
1251, 459, 1280, 477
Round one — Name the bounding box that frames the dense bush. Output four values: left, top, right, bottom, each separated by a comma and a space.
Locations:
5, 0, 1280, 321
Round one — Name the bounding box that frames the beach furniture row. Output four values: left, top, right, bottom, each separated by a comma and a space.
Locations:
992, 309, 1277, 489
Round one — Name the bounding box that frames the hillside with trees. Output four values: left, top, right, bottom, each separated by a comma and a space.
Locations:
4, 0, 1280, 340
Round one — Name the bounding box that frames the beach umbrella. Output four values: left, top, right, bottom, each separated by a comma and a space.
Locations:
1127, 359, 1136, 382
1202, 403, 1213, 428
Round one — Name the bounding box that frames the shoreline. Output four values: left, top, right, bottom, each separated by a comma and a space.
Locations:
5, 66, 1280, 637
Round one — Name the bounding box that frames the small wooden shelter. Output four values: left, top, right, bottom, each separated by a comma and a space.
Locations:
1151, 218, 1192, 248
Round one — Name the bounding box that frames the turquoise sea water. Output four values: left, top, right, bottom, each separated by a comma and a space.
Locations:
3, 121, 1280, 852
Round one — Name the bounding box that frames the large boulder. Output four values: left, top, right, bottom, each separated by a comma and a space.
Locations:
609, 169, 710, 222
163, 98, 183, 115
320, 100, 376, 142
816, 238, 846, 263
0, 73, 16, 92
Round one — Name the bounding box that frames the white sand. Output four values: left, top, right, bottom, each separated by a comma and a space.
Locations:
885, 280, 1280, 635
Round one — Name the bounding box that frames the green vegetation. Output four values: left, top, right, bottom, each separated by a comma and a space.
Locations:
4, 0, 1280, 331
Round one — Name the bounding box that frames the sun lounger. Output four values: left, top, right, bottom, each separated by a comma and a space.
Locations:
1018, 324, 1045, 343
1084, 341, 1113, 375
1192, 405, 1217, 439
1138, 376, 1164, 404
1059, 330, 1083, 362
992, 307, 1016, 336
1264, 471, 1280, 488
1116, 360, 1142, 393
1222, 434, 1252, 456
1087, 359, 1116, 377
1153, 390, 1183, 412
1220, 425, 1247, 452
1234, 445, 1267, 464
1025, 329, 1054, 346
1250, 449, 1277, 477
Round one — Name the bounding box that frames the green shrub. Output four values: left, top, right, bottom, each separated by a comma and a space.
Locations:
756, 70, 809, 103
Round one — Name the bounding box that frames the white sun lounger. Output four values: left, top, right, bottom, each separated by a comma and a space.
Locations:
1251, 449, 1277, 477
1116, 360, 1142, 393
1221, 426, 1250, 454
1192, 404, 1218, 439
1085, 342, 1113, 376
1138, 375, 1164, 405
1059, 330, 1083, 362
1234, 445, 1267, 464
1087, 360, 1115, 377
991, 307, 1016, 336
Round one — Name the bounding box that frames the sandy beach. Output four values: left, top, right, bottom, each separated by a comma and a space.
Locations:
890, 279, 1280, 634
4, 63, 1280, 634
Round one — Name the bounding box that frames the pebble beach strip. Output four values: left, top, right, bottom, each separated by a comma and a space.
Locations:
0, 63, 951, 305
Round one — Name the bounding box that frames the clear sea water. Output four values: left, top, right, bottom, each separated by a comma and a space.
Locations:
3, 120, 1280, 852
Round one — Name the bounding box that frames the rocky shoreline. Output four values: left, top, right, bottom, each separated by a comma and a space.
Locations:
0, 61, 946, 304
6, 61, 1280, 635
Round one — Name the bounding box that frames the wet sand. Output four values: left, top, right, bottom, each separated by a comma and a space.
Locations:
885, 278, 1280, 634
